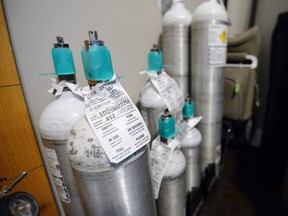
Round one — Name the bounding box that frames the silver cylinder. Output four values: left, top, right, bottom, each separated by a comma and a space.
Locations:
140, 81, 166, 141
182, 146, 200, 192
170, 75, 189, 97
157, 170, 186, 216
76, 150, 155, 216
141, 106, 164, 141
157, 150, 186, 216
42, 139, 85, 216
191, 21, 226, 171
68, 118, 156, 216
163, 24, 190, 96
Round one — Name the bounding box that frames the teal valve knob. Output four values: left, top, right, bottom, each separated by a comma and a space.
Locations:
158, 111, 176, 139
52, 36, 76, 75
182, 96, 195, 119
148, 44, 163, 72
81, 31, 114, 81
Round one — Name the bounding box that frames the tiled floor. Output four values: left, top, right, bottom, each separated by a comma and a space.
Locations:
201, 146, 288, 216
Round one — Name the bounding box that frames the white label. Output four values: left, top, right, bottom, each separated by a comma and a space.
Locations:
65, 82, 84, 98
83, 76, 151, 164
150, 138, 179, 199
48, 80, 83, 98
208, 24, 227, 66
148, 71, 184, 113
187, 116, 202, 129
177, 116, 202, 135
48, 82, 64, 96
44, 147, 70, 203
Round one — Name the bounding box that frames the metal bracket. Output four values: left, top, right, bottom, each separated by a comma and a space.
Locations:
0, 172, 27, 196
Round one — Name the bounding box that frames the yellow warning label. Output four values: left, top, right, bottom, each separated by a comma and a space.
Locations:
219, 31, 227, 43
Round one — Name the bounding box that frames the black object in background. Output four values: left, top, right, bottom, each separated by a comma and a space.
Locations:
0, 192, 39, 216
261, 11, 288, 180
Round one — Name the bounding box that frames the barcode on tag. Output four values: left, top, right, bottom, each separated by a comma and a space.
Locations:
83, 76, 151, 164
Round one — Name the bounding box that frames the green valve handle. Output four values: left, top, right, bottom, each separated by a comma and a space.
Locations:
52, 36, 76, 75
148, 44, 163, 72
182, 96, 195, 119
81, 31, 114, 81
235, 83, 240, 93
158, 111, 175, 139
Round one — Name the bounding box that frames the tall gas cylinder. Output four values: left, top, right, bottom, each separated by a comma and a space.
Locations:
177, 97, 202, 193
38, 37, 85, 215
191, 0, 228, 171
67, 31, 156, 216
140, 44, 166, 140
156, 111, 186, 216
162, 0, 192, 95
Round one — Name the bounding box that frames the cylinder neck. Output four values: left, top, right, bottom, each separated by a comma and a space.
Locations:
171, 0, 185, 8
183, 117, 190, 121
57, 74, 76, 84
57, 74, 76, 92
88, 79, 110, 89
160, 136, 174, 145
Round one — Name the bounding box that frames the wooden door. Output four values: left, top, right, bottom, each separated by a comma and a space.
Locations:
0, 2, 58, 215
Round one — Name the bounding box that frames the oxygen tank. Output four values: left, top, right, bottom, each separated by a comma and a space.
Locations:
67, 31, 156, 216
162, 0, 192, 95
140, 45, 166, 140
177, 97, 202, 193
191, 0, 228, 172
38, 37, 85, 215
155, 111, 186, 216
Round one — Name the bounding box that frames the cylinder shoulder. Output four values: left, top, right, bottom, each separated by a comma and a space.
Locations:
39, 96, 85, 140
163, 149, 186, 179
177, 127, 202, 148
192, 2, 228, 23
140, 81, 166, 108
67, 117, 148, 173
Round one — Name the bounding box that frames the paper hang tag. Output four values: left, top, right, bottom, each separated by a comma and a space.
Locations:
187, 116, 202, 129
150, 138, 179, 199
83, 76, 151, 164
48, 82, 64, 96
65, 82, 84, 98
148, 71, 184, 113
48, 80, 83, 98
177, 116, 202, 137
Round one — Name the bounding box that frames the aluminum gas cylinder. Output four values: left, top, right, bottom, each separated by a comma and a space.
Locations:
67, 31, 156, 216
177, 97, 202, 193
156, 111, 186, 216
162, 0, 192, 96
140, 45, 166, 141
191, 0, 228, 171
38, 37, 85, 216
